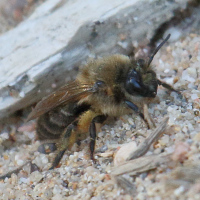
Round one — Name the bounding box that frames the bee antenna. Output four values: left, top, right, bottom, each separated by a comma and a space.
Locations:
147, 34, 171, 68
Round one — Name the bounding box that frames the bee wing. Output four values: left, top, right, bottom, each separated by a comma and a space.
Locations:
27, 81, 94, 121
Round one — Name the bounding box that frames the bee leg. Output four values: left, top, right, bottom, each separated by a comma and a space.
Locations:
89, 115, 107, 161
125, 100, 150, 129
143, 104, 156, 129
76, 139, 81, 146
49, 150, 66, 170
49, 122, 77, 170
157, 79, 181, 95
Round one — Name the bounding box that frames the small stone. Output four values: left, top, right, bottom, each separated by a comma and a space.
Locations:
174, 125, 181, 132
194, 110, 199, 116
99, 174, 105, 181
85, 166, 100, 176
172, 142, 190, 162
158, 135, 170, 146
0, 132, 9, 140
98, 151, 114, 158
29, 171, 43, 183
19, 177, 29, 184
16, 159, 24, 166
174, 186, 185, 196
11, 173, 18, 185
187, 67, 197, 78
52, 194, 63, 200
193, 133, 200, 142
114, 141, 137, 166
43, 189, 53, 198
173, 76, 179, 84
53, 185, 61, 195
191, 94, 198, 100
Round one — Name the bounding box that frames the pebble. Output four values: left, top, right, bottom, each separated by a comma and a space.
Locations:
191, 94, 198, 100
114, 141, 137, 166
174, 186, 185, 196
52, 193, 64, 200
172, 142, 190, 162
19, 177, 29, 184
0, 133, 9, 140
159, 135, 170, 146
193, 133, 200, 142
16, 159, 24, 166
53, 185, 62, 195
29, 171, 43, 183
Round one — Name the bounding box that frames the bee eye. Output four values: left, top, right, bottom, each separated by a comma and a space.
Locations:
125, 69, 143, 95
129, 78, 141, 90
93, 80, 105, 92
96, 80, 105, 87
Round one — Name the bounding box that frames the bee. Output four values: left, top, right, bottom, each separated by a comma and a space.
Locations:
28, 34, 178, 169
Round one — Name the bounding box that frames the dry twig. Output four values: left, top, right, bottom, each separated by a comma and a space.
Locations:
0, 161, 31, 180
112, 153, 171, 176
127, 117, 169, 161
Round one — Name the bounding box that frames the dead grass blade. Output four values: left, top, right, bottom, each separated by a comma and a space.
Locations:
127, 117, 169, 161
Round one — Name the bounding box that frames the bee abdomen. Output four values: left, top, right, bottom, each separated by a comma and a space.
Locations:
36, 103, 91, 140
37, 112, 75, 140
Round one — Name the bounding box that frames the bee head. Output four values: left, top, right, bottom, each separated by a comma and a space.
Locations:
125, 34, 171, 98
124, 68, 157, 97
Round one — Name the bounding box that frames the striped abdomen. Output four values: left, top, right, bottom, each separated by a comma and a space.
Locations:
36, 103, 90, 140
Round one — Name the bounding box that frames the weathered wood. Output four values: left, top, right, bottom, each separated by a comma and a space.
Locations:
0, 0, 188, 119
112, 153, 172, 176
